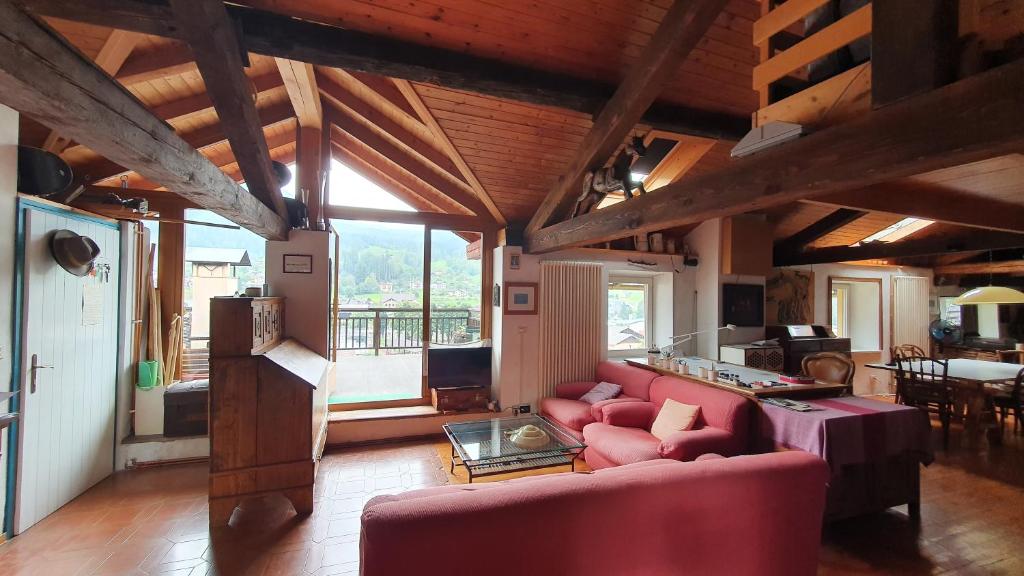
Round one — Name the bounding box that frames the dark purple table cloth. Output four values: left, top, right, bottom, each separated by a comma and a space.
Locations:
760, 396, 933, 475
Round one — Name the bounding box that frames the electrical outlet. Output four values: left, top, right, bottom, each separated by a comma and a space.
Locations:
518, 404, 531, 414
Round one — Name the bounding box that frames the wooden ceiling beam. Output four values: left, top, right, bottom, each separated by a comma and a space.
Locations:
326, 105, 491, 218
115, 42, 195, 85
75, 100, 296, 185
18, 0, 750, 140
525, 0, 730, 234
933, 260, 1024, 276
323, 205, 488, 231
150, 71, 283, 123
776, 230, 1024, 266
393, 78, 506, 225
773, 208, 868, 263
525, 58, 1024, 254
0, 3, 287, 239
169, 0, 287, 219
317, 73, 465, 189
221, 141, 296, 183
42, 28, 141, 153
78, 185, 199, 210
276, 58, 321, 129
93, 115, 297, 191
803, 182, 1024, 234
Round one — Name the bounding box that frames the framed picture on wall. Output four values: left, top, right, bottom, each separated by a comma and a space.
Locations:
283, 253, 313, 274
504, 282, 537, 315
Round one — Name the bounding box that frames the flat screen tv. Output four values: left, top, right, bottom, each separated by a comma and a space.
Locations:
427, 344, 492, 389
722, 283, 764, 327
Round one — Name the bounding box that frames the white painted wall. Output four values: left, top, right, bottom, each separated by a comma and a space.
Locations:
848, 280, 882, 351
977, 304, 1000, 338
0, 104, 17, 531
266, 230, 332, 358
685, 219, 723, 359
777, 263, 932, 394
490, 246, 683, 412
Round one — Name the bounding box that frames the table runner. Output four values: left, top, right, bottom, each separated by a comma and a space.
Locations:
760, 396, 933, 475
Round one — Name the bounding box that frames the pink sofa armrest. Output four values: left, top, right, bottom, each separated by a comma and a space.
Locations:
589, 396, 643, 421
657, 427, 737, 461
602, 402, 658, 429
555, 381, 597, 400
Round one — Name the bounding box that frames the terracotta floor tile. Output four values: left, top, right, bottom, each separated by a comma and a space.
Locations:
3, 429, 1022, 575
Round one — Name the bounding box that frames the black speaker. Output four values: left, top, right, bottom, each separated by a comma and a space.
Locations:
502, 223, 525, 247
17, 146, 73, 196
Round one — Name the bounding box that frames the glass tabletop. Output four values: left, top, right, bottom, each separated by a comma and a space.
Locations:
443, 414, 584, 464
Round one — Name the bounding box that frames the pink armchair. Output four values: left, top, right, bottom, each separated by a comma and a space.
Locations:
539, 361, 657, 440
583, 376, 752, 469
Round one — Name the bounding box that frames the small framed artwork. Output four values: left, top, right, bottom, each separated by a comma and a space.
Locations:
283, 254, 313, 274
492, 283, 501, 307
509, 253, 521, 270
504, 282, 538, 315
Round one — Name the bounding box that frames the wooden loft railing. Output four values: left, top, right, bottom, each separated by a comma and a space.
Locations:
752, 0, 873, 130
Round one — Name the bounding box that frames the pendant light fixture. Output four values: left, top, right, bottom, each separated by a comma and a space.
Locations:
953, 251, 1024, 305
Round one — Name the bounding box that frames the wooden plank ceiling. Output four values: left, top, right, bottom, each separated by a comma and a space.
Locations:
12, 0, 1024, 265
18, 0, 764, 225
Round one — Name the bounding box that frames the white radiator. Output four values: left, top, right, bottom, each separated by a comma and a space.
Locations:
538, 261, 604, 398
891, 276, 930, 356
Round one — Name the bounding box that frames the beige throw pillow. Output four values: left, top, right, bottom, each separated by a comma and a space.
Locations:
650, 398, 701, 441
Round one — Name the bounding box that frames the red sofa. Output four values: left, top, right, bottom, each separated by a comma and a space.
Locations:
360, 451, 830, 576
539, 361, 658, 441
583, 375, 752, 469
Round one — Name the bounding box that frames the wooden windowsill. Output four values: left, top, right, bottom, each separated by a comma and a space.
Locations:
122, 433, 208, 445
328, 405, 492, 423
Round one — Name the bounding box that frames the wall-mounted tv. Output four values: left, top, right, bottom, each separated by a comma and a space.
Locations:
722, 283, 765, 327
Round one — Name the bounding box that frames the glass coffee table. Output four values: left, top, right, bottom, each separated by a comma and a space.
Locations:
442, 414, 586, 482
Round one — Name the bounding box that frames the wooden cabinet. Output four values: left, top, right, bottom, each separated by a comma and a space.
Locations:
208, 297, 330, 526
210, 296, 284, 357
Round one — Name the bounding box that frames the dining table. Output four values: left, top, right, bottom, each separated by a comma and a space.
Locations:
865, 358, 1022, 446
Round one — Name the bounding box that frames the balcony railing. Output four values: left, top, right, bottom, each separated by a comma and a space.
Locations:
334, 307, 479, 353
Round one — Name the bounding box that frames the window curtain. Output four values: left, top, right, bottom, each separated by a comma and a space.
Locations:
538, 261, 604, 398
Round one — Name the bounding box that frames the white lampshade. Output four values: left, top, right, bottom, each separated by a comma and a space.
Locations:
953, 286, 1024, 305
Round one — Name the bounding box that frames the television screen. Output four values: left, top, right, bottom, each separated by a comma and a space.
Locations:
722, 283, 764, 327
427, 345, 492, 389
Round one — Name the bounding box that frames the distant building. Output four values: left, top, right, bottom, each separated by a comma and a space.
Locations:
186, 247, 252, 338
382, 293, 416, 308
379, 282, 394, 293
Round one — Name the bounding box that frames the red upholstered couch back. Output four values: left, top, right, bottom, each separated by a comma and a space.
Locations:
360, 451, 830, 576
595, 360, 657, 400
649, 375, 752, 435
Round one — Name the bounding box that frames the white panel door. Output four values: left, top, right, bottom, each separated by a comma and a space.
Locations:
14, 207, 120, 534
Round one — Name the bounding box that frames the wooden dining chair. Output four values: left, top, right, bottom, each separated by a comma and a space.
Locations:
993, 367, 1024, 436
997, 350, 1024, 364
892, 344, 927, 360
802, 352, 855, 389
896, 356, 954, 449
889, 344, 928, 403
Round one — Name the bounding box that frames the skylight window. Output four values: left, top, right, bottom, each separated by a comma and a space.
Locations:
851, 217, 934, 246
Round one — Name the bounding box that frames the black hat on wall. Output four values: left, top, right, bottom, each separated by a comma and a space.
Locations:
50, 229, 100, 276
